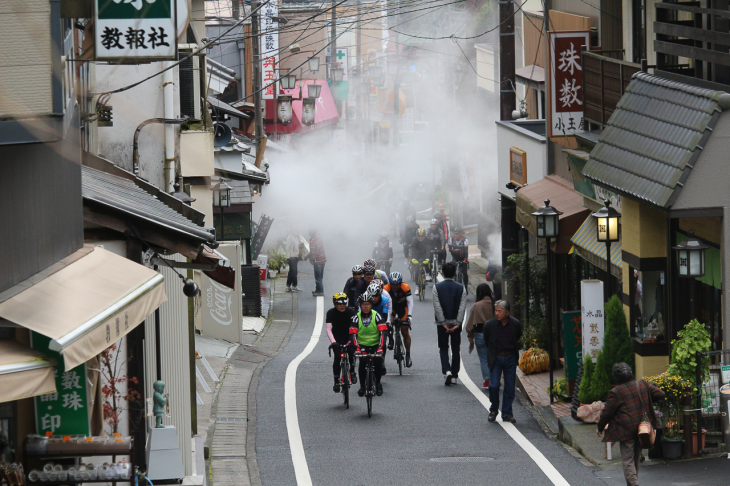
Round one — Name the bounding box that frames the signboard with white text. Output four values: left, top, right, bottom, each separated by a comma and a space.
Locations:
95, 0, 177, 61
260, 3, 279, 100
201, 242, 242, 343
549, 31, 590, 137
581, 279, 604, 363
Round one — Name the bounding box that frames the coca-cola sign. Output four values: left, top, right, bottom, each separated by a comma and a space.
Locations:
201, 242, 242, 343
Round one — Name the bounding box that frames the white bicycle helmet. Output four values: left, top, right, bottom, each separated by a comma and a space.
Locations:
430, 218, 438, 225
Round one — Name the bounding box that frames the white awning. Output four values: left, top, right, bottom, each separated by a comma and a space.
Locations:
0, 247, 167, 371
0, 340, 56, 403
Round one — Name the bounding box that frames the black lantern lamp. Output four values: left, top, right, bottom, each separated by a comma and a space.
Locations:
212, 179, 232, 208
673, 230, 709, 278
592, 198, 621, 295
531, 199, 562, 404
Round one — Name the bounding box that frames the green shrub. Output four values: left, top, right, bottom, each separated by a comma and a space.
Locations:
602, 295, 634, 375
668, 319, 711, 388
588, 349, 612, 402
578, 354, 595, 403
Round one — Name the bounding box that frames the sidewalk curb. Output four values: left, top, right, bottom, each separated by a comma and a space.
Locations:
245, 281, 298, 486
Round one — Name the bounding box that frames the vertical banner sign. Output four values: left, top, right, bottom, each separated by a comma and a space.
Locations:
95, 0, 177, 61
201, 242, 243, 344
580, 280, 605, 363
562, 310, 582, 379
32, 333, 90, 436
336, 49, 348, 80
549, 31, 590, 137
260, 3, 279, 100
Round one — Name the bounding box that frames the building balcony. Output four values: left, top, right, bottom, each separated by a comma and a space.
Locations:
582, 49, 642, 130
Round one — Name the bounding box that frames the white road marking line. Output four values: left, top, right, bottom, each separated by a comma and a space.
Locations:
284, 296, 323, 486
459, 309, 570, 486
196, 392, 204, 405
201, 355, 220, 382
196, 366, 211, 393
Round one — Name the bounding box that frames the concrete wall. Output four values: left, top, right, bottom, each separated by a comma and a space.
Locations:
496, 120, 547, 199
0, 0, 52, 116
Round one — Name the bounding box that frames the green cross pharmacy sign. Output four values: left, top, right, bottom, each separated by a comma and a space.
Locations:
95, 0, 177, 61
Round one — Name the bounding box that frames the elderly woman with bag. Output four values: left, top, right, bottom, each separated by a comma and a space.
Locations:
597, 363, 665, 486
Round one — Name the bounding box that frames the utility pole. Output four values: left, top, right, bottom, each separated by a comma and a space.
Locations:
393, 0, 400, 146
356, 0, 362, 120
499, 0, 516, 121
251, 0, 265, 142
330, 0, 339, 116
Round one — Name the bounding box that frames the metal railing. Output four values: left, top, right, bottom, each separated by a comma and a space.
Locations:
695, 349, 729, 455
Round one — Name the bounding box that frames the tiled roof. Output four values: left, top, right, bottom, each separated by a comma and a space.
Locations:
82, 166, 214, 244
583, 72, 730, 208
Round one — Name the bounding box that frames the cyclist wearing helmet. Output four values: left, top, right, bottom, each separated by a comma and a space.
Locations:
426, 218, 446, 266
372, 232, 394, 275
327, 293, 358, 392
410, 228, 432, 290
350, 291, 388, 397
384, 272, 414, 367
449, 227, 469, 287
400, 214, 420, 264
344, 265, 364, 308
369, 280, 393, 362
433, 210, 449, 243
354, 262, 377, 308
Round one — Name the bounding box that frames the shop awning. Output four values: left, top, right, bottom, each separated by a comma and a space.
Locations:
570, 216, 622, 277
0, 340, 56, 403
0, 247, 167, 371
516, 175, 591, 253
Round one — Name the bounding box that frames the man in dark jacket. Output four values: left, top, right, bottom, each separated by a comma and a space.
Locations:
433, 262, 467, 385
483, 300, 522, 423
597, 363, 665, 486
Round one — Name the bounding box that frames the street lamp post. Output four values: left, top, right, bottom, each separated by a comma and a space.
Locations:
212, 178, 232, 241
532, 199, 562, 404
592, 199, 621, 296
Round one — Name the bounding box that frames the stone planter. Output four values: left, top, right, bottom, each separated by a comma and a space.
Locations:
280, 265, 289, 274
268, 269, 278, 278
661, 439, 682, 460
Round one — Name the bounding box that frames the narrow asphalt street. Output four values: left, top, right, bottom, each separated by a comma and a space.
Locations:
253, 235, 605, 486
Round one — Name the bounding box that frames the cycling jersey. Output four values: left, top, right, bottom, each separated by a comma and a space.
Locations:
372, 240, 394, 261
326, 307, 357, 343
410, 237, 432, 261
375, 269, 389, 284
449, 237, 469, 261
401, 222, 420, 242
426, 227, 445, 250
372, 291, 392, 323
384, 283, 413, 320
343, 277, 361, 308
349, 310, 387, 347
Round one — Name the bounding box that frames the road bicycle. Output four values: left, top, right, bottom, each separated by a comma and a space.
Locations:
454, 259, 469, 295
411, 258, 429, 301
392, 314, 411, 375
377, 259, 391, 275
355, 350, 382, 417
329, 343, 352, 409
430, 249, 442, 281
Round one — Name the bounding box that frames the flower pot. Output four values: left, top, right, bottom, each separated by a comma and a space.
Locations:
268, 269, 278, 278
280, 265, 289, 274
680, 429, 707, 455
661, 439, 682, 460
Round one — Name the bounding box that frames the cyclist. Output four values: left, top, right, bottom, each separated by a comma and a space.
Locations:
326, 293, 358, 392
354, 262, 377, 307
410, 228, 432, 294
369, 280, 393, 361
350, 291, 388, 397
372, 232, 394, 275
448, 227, 469, 288
384, 272, 413, 367
396, 197, 415, 229
426, 218, 446, 269
343, 265, 363, 308
433, 210, 449, 244
400, 214, 420, 265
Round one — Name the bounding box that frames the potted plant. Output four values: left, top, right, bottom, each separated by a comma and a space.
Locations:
518, 340, 549, 375
661, 429, 683, 460
266, 248, 287, 278
546, 377, 570, 402
646, 372, 694, 459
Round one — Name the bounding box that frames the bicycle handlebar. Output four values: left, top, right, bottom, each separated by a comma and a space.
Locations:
355, 352, 383, 358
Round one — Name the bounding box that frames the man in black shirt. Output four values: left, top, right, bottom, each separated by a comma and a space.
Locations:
483, 300, 522, 423
326, 293, 358, 391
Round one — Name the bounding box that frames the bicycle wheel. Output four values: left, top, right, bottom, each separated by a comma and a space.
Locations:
366, 363, 373, 418
341, 359, 349, 409
395, 331, 403, 375
418, 272, 425, 301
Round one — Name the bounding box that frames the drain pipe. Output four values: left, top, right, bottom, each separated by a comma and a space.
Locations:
132, 118, 186, 178
163, 62, 176, 192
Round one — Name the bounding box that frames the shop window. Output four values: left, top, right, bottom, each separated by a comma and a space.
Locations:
630, 268, 666, 342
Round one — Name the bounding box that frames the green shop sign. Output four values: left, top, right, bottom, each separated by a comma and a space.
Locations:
562, 310, 582, 380
32, 333, 90, 436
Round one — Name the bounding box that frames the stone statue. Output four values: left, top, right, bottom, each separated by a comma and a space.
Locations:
153, 381, 168, 428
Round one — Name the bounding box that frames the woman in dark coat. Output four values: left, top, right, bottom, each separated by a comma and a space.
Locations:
597, 363, 665, 486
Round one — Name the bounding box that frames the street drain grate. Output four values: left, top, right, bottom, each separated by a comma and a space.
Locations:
430, 457, 495, 463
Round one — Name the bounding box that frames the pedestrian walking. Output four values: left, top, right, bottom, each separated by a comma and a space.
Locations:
597, 363, 665, 486
285, 230, 302, 292
466, 283, 494, 389
432, 261, 467, 385
305, 229, 326, 297
483, 300, 522, 423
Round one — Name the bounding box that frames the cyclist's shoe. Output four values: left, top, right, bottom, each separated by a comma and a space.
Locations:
405, 353, 412, 368
357, 386, 366, 397
350, 372, 357, 385
333, 377, 341, 393
414, 287, 419, 296
387, 337, 394, 350
376, 383, 383, 396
